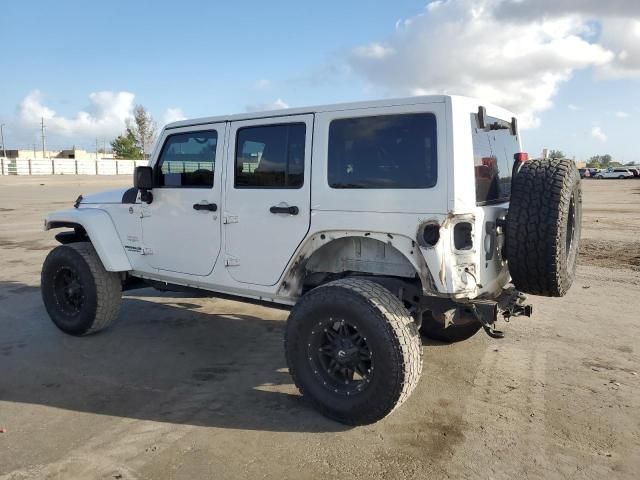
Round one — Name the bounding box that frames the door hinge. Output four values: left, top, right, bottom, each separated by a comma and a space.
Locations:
140, 208, 151, 218
225, 256, 240, 267
223, 214, 238, 224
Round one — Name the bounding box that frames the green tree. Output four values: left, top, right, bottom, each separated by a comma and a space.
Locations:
548, 150, 565, 160
111, 129, 143, 159
127, 105, 157, 159
589, 154, 613, 168
586, 159, 601, 169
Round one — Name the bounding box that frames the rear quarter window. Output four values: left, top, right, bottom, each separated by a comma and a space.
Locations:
328, 113, 437, 189
471, 113, 519, 205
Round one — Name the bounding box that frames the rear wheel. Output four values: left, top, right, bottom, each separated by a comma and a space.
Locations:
419, 309, 482, 343
285, 278, 422, 425
41, 242, 122, 335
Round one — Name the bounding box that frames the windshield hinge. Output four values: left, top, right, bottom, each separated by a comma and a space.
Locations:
225, 256, 240, 267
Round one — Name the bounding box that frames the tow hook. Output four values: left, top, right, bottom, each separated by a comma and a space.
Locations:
468, 302, 505, 339
501, 291, 533, 321
469, 289, 533, 339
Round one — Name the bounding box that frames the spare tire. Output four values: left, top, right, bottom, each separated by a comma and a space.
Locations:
505, 158, 582, 297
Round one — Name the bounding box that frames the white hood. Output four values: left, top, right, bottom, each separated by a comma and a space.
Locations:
80, 188, 132, 205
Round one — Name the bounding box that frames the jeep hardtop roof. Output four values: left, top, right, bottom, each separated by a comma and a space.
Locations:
165, 95, 516, 130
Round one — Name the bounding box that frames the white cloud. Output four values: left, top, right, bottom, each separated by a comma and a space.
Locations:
352, 43, 395, 59
347, 0, 614, 128
245, 98, 289, 112
568, 104, 583, 111
255, 79, 271, 90
494, 0, 640, 19
17, 90, 135, 139
598, 18, 640, 78
591, 126, 607, 142
615, 111, 629, 118
162, 107, 187, 125
494, 1, 640, 79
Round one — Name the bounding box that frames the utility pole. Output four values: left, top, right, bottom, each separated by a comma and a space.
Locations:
40, 117, 47, 159
95, 138, 99, 160
0, 124, 6, 158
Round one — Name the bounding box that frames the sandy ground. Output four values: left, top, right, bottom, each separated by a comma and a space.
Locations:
0, 175, 639, 480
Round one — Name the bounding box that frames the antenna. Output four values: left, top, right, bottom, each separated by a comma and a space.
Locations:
41, 117, 47, 158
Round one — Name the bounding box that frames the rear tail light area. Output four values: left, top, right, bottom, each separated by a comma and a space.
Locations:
514, 152, 529, 162
453, 222, 473, 251
420, 223, 440, 247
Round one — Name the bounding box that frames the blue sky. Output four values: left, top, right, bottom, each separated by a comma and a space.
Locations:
1, 0, 639, 162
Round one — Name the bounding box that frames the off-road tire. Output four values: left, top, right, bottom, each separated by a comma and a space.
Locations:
285, 278, 422, 425
506, 158, 582, 297
420, 310, 482, 343
41, 242, 122, 335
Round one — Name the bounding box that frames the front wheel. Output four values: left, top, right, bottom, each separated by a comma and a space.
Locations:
285, 278, 422, 425
41, 242, 122, 335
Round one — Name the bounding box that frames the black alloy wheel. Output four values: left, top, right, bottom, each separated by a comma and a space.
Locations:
52, 266, 85, 316
307, 317, 373, 396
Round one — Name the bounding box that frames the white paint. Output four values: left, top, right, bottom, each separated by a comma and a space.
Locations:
44, 94, 516, 304
140, 122, 226, 277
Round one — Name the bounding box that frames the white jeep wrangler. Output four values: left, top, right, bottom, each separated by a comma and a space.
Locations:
41, 95, 582, 425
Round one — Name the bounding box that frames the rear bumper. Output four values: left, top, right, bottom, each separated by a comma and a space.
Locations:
467, 285, 532, 324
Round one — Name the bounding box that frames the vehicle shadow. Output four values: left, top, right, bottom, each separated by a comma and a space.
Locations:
0, 281, 348, 433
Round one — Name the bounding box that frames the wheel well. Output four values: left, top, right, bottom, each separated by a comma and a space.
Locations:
48, 222, 88, 244
279, 235, 432, 298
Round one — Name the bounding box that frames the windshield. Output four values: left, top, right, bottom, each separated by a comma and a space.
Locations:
471, 113, 520, 205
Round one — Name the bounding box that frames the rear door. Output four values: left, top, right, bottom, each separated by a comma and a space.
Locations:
224, 115, 313, 285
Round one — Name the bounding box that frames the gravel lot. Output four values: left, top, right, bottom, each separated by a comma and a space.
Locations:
1, 175, 639, 480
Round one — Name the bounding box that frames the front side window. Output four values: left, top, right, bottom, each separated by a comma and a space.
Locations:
156, 130, 217, 188
235, 123, 306, 188
472, 114, 519, 205
328, 113, 437, 189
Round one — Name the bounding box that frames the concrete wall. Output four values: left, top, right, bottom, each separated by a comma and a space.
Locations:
10, 150, 116, 160
0, 158, 147, 176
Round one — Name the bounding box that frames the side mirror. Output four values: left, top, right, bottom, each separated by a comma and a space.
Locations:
134, 166, 153, 189
133, 166, 154, 204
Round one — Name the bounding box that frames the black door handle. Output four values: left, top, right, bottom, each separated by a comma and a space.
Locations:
270, 205, 299, 215
193, 203, 217, 212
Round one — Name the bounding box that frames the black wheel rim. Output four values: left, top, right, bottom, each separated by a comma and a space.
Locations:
307, 318, 373, 396
53, 266, 84, 315
566, 193, 576, 259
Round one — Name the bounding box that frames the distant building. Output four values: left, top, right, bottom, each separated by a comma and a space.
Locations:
1, 148, 114, 160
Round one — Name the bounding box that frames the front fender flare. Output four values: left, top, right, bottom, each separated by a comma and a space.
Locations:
45, 208, 131, 272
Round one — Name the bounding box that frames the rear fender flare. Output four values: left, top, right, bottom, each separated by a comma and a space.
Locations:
278, 230, 436, 297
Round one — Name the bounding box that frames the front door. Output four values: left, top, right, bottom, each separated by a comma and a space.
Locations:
141, 123, 225, 276
224, 114, 313, 285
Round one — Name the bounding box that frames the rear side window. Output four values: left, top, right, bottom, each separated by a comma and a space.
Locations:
156, 131, 217, 188
235, 123, 306, 188
328, 113, 437, 189
472, 114, 519, 205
